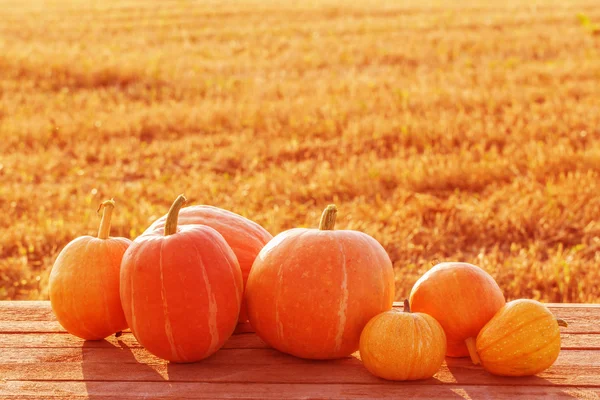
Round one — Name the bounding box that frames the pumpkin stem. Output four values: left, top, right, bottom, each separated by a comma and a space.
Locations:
465, 337, 481, 365
557, 318, 568, 327
319, 204, 337, 230
403, 299, 411, 313
164, 194, 187, 236
97, 199, 116, 240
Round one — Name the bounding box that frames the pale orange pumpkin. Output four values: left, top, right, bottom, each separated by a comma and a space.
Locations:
246, 204, 395, 360
474, 299, 568, 376
144, 204, 272, 325
409, 262, 505, 357
121, 195, 243, 363
359, 300, 447, 381
49, 200, 130, 340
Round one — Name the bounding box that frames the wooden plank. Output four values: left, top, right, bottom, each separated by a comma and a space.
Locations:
0, 302, 55, 321
1, 381, 599, 399
4, 346, 600, 368
0, 332, 269, 350
2, 351, 600, 387
1, 332, 596, 350
0, 321, 65, 333
2, 302, 598, 333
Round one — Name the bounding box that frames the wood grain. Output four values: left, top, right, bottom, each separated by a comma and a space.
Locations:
2, 301, 600, 399
0, 333, 270, 350
2, 332, 597, 350
1, 303, 598, 333
1, 381, 599, 400
2, 351, 600, 387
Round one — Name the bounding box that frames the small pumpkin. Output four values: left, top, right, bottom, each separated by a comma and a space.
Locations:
409, 262, 505, 357
144, 203, 272, 325
246, 204, 395, 360
359, 300, 447, 381
49, 200, 130, 340
473, 299, 568, 376
120, 195, 243, 363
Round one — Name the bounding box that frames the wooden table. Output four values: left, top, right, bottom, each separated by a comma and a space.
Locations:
1, 302, 599, 399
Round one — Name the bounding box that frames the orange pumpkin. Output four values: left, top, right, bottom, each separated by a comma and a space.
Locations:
246, 204, 395, 360
121, 195, 243, 363
474, 299, 568, 376
144, 204, 272, 325
49, 200, 130, 340
359, 300, 446, 381
409, 262, 505, 357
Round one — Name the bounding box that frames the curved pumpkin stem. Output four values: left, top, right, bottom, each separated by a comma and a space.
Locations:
557, 318, 568, 327
403, 299, 411, 313
97, 199, 116, 240
319, 204, 337, 230
465, 337, 481, 365
164, 194, 187, 236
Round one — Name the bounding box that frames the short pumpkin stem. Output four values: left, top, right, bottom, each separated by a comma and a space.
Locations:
557, 318, 568, 327
97, 199, 116, 240
164, 194, 187, 236
319, 204, 337, 230
465, 337, 481, 365
403, 299, 411, 313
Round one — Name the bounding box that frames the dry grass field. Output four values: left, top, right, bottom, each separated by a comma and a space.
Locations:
1, 0, 599, 302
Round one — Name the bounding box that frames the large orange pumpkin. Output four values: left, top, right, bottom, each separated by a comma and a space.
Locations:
246, 204, 395, 360
49, 200, 130, 340
409, 262, 505, 357
359, 300, 447, 381
475, 299, 568, 376
144, 204, 272, 325
121, 195, 243, 363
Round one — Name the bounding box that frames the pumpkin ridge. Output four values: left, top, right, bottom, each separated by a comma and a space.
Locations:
210, 231, 242, 308
419, 315, 436, 378
99, 241, 112, 331
409, 315, 421, 380
129, 244, 139, 340
500, 330, 560, 365
273, 230, 309, 351
191, 237, 220, 358
359, 233, 392, 311
158, 239, 179, 361
478, 313, 551, 354
333, 235, 349, 354
74, 238, 97, 339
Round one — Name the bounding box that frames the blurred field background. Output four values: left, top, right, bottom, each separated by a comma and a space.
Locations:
1, 0, 599, 302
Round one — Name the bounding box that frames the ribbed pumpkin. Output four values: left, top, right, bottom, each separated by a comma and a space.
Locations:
144, 204, 272, 325
474, 299, 568, 376
409, 262, 505, 357
359, 300, 447, 381
49, 200, 130, 340
121, 195, 243, 363
246, 204, 395, 360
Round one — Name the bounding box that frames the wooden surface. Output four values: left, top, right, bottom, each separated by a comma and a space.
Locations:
1, 302, 599, 399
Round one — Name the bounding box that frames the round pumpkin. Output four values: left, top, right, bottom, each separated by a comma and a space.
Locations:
409, 262, 505, 357
359, 300, 446, 381
144, 204, 272, 325
121, 195, 243, 363
475, 299, 567, 376
246, 204, 395, 360
49, 200, 130, 340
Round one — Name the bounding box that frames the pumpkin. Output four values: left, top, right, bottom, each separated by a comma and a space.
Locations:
409, 262, 505, 357
246, 204, 395, 360
359, 300, 446, 381
49, 200, 130, 340
144, 204, 272, 325
120, 195, 243, 363
474, 299, 568, 376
